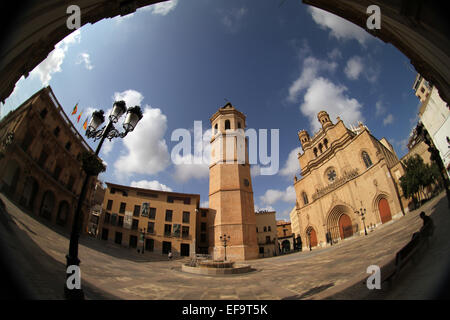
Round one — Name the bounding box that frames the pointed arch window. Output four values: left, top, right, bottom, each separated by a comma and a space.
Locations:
313, 148, 318, 157
225, 120, 231, 130
362, 151, 373, 168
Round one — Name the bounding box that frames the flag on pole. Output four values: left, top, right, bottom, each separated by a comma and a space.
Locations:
77, 110, 83, 123
83, 116, 89, 130
71, 103, 78, 115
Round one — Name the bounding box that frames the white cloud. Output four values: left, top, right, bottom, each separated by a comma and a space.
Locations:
31, 29, 81, 85
328, 48, 342, 60
148, 0, 178, 15
287, 56, 337, 103
375, 100, 386, 117
101, 139, 116, 156
279, 147, 301, 177
308, 7, 371, 46
113, 90, 170, 180
172, 129, 211, 183
254, 204, 275, 212
344, 56, 363, 80
113, 89, 144, 108
115, 0, 178, 22
251, 164, 261, 177
130, 180, 172, 192
375, 100, 394, 126
220, 7, 248, 33
383, 114, 394, 126
76, 52, 93, 70
260, 185, 296, 206
300, 77, 364, 132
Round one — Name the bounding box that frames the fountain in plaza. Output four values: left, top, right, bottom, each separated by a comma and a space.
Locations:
181, 256, 253, 275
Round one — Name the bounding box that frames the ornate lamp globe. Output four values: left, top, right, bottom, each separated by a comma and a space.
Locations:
88, 110, 105, 131
123, 106, 143, 132
110, 100, 127, 123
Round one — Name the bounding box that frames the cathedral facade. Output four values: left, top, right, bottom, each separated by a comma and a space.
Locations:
291, 111, 406, 250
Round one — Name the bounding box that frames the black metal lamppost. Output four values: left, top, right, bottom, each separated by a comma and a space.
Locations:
219, 234, 230, 261
355, 207, 368, 236
140, 227, 146, 254
64, 100, 143, 300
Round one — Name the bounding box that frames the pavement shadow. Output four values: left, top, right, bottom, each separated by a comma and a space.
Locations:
0, 197, 120, 300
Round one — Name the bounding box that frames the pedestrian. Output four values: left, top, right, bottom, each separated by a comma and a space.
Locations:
419, 211, 434, 237
168, 250, 173, 261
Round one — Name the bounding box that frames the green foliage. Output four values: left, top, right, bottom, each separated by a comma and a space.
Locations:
81, 151, 106, 176
399, 154, 437, 200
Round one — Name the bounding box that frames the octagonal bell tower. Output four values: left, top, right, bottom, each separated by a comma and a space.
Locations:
208, 102, 258, 261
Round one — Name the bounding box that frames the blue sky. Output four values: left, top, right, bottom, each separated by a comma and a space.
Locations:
1, 0, 420, 221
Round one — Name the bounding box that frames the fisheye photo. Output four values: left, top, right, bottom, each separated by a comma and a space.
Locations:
0, 0, 449, 310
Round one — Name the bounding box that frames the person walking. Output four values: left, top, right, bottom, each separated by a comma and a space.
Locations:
419, 211, 434, 237
168, 250, 173, 261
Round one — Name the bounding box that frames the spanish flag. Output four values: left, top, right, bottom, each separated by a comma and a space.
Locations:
71, 103, 78, 115
83, 116, 88, 130
77, 110, 83, 123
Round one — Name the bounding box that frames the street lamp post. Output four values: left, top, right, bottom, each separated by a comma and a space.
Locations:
219, 234, 230, 261
140, 227, 146, 254
355, 207, 368, 236
64, 101, 143, 300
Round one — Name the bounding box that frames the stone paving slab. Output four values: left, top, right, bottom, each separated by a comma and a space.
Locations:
1, 192, 449, 300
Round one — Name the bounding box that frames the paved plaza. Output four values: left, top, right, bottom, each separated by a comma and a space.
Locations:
1, 192, 449, 300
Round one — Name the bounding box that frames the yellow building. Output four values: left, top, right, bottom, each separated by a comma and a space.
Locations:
255, 210, 279, 258
0, 86, 98, 232
277, 220, 295, 253
208, 103, 259, 261
97, 182, 200, 257
291, 111, 406, 250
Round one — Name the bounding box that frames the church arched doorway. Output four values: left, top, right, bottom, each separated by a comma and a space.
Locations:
20, 176, 39, 210
378, 198, 392, 224
306, 226, 317, 248
338, 214, 353, 239
56, 201, 70, 226
2, 159, 21, 196
40, 190, 55, 220
327, 205, 354, 241
281, 240, 290, 253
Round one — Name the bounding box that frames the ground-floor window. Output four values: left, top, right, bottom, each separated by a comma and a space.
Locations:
180, 243, 190, 256
259, 247, 264, 254
115, 232, 122, 245
145, 238, 154, 252
129, 235, 138, 248
162, 241, 171, 254
101, 228, 109, 240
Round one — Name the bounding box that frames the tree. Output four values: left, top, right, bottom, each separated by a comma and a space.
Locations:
400, 154, 437, 206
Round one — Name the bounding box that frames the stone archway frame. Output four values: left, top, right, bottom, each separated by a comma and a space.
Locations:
304, 224, 319, 248
371, 191, 393, 225
20, 175, 39, 210
324, 200, 358, 239
325, 203, 356, 241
